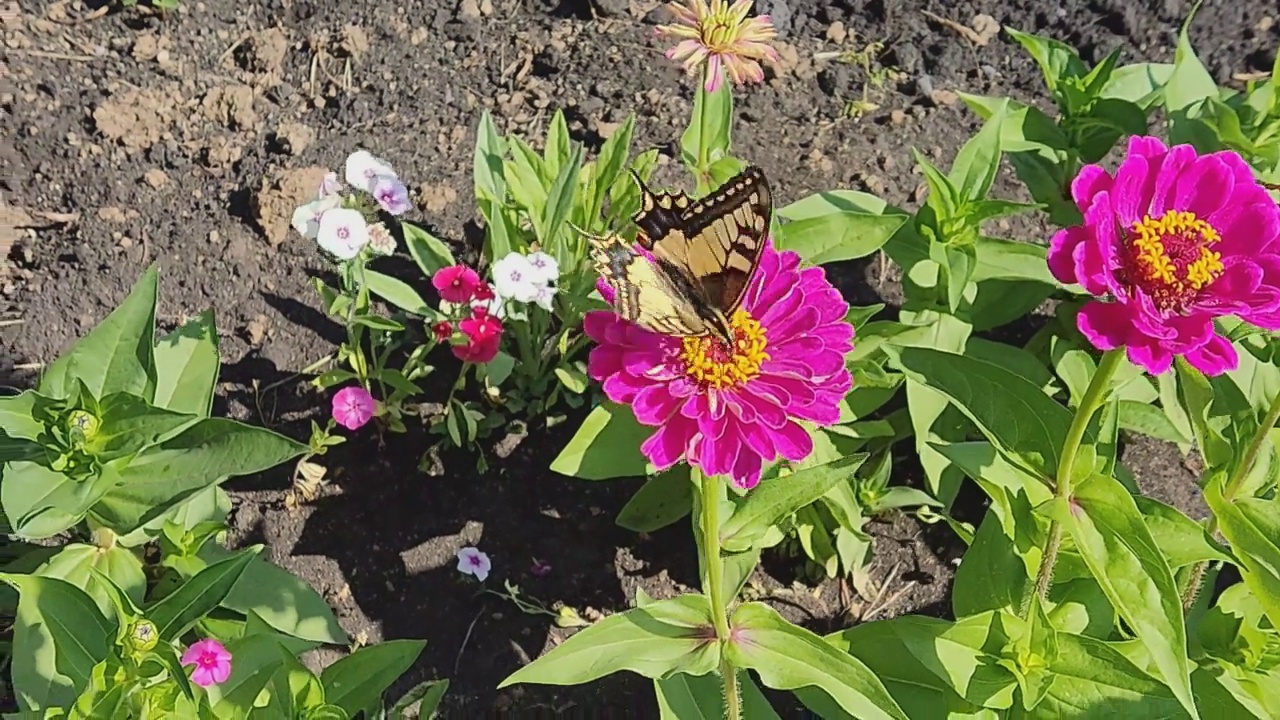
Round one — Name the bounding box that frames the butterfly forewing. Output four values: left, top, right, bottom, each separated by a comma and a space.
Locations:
648, 166, 772, 318
629, 170, 694, 248
588, 231, 711, 338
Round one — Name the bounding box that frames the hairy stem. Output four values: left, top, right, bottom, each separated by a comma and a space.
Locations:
1182, 387, 1280, 610
696, 468, 740, 720
1023, 348, 1124, 617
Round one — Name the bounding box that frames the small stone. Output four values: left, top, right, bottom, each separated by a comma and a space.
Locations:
930, 89, 959, 106
458, 0, 481, 19
825, 21, 846, 45
889, 109, 907, 126
143, 168, 168, 188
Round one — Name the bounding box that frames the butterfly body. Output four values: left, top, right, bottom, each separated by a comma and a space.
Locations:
590, 166, 773, 346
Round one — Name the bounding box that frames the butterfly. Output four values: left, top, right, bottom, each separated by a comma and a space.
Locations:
588, 165, 773, 345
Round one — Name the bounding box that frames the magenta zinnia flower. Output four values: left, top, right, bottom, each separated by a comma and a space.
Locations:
181, 638, 232, 687
1048, 136, 1280, 375
585, 243, 853, 490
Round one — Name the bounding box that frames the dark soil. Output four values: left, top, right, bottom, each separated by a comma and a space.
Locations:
3, 0, 1275, 715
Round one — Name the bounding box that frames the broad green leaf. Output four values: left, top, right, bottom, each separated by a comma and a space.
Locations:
549, 402, 651, 480
964, 338, 1057, 396
33, 543, 145, 618
939, 242, 978, 314
0, 573, 115, 712
616, 468, 693, 533
149, 546, 259, 640
1203, 476, 1280, 627
403, 223, 457, 278
971, 236, 1067, 289
1101, 63, 1174, 108
884, 345, 1074, 481
219, 552, 348, 644
587, 114, 636, 220
1133, 496, 1232, 569
539, 144, 583, 260
773, 194, 909, 265
1190, 663, 1274, 719
363, 269, 436, 320
727, 602, 908, 720
953, 512, 1034, 618
1118, 400, 1192, 445
321, 639, 426, 718
720, 454, 867, 552
90, 393, 201, 462
543, 109, 572, 178
949, 100, 1007, 202
152, 310, 219, 416
472, 111, 507, 203
205, 633, 292, 718
3, 462, 124, 540
1004, 28, 1087, 97
116, 484, 230, 548
499, 595, 718, 687
39, 264, 158, 401
819, 613, 1016, 716
0, 391, 43, 462
1164, 2, 1218, 116
1060, 473, 1199, 718
1028, 632, 1183, 718
681, 83, 734, 184
655, 670, 781, 720
388, 678, 451, 719
90, 418, 307, 534
958, 93, 1070, 152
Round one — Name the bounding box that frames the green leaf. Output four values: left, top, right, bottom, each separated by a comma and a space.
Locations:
90, 418, 307, 534
1060, 473, 1199, 719
938, 242, 977, 314
363, 270, 434, 319
1101, 63, 1174, 108
32, 543, 146, 618
616, 468, 693, 533
539, 144, 583, 257
39, 265, 158, 401
773, 191, 910, 265
680, 83, 733, 183
971, 236, 1068, 289
499, 595, 718, 687
884, 345, 1074, 481
90, 393, 201, 463
148, 546, 259, 640
727, 602, 908, 720
1203, 476, 1280, 627
1133, 496, 1232, 570
1004, 27, 1087, 97
320, 639, 426, 718
403, 223, 457, 278
472, 111, 507, 203
1118, 400, 1192, 445
0, 573, 115, 712
388, 678, 450, 719
587, 115, 636, 220
820, 612, 1016, 716
1030, 632, 1183, 717
549, 402, 651, 480
205, 634, 292, 718
1165, 2, 1219, 116
219, 553, 349, 645
3, 461, 125, 540
719, 454, 868, 553
152, 310, 220, 416
948, 99, 1007, 202
655, 670, 780, 720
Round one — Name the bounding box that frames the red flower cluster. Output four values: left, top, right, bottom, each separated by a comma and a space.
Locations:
432, 264, 504, 363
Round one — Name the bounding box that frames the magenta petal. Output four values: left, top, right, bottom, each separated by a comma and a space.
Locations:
1076, 301, 1130, 352
1182, 333, 1238, 376
1127, 342, 1174, 375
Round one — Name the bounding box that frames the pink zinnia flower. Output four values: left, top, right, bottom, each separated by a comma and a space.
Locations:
433, 265, 481, 304
1048, 136, 1280, 375
657, 0, 779, 94
181, 638, 232, 688
585, 242, 854, 489
332, 386, 376, 430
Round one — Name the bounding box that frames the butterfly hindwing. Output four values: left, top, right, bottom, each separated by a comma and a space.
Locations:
647, 166, 772, 318
589, 231, 711, 338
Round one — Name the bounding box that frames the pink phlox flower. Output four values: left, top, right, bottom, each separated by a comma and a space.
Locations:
586, 240, 854, 489
371, 174, 412, 216
1048, 136, 1280, 376
332, 386, 376, 431
181, 638, 232, 688
456, 547, 492, 582
433, 265, 482, 304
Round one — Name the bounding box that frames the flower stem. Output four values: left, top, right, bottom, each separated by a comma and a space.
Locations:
1181, 387, 1280, 609
1023, 347, 1124, 617
696, 467, 740, 720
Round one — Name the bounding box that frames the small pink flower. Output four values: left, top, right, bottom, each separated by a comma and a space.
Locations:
657, 0, 779, 93
454, 309, 503, 363
181, 639, 232, 688
432, 320, 454, 342
1048, 136, 1280, 375
332, 386, 376, 431
433, 265, 481, 304
371, 174, 412, 216
531, 558, 552, 577
456, 546, 491, 582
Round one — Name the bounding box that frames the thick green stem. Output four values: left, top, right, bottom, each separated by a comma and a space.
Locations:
1182, 388, 1280, 610
1023, 348, 1124, 617
696, 468, 740, 720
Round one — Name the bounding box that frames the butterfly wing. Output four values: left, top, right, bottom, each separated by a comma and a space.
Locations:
648, 165, 772, 318
589, 232, 712, 338
629, 170, 693, 249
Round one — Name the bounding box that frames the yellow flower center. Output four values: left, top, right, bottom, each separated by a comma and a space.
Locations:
1122, 210, 1223, 311
700, 1, 741, 51
680, 309, 769, 389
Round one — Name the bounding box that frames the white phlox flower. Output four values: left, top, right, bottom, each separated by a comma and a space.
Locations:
317, 171, 343, 199
491, 252, 540, 303
526, 251, 560, 285
345, 150, 398, 194
456, 547, 491, 582
317, 208, 370, 260
291, 195, 343, 240
533, 282, 557, 311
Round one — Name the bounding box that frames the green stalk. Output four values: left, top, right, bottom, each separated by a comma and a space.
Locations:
696, 467, 740, 720
1023, 348, 1124, 616
1182, 388, 1280, 609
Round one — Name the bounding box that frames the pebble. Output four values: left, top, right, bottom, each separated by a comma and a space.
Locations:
915, 73, 934, 98
981, 64, 997, 79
